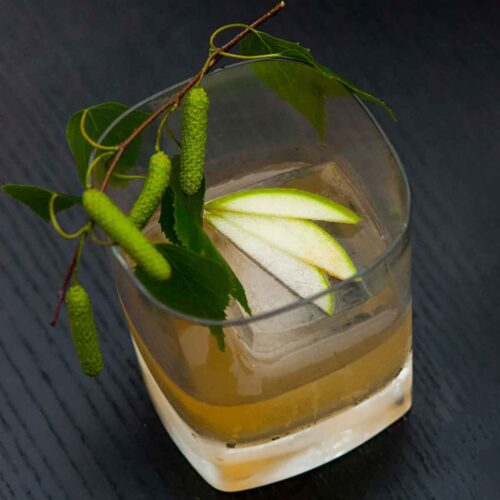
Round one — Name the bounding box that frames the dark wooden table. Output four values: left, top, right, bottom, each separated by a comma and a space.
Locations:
1, 1, 499, 498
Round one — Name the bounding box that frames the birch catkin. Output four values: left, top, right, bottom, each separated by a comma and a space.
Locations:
65, 283, 103, 376
129, 150, 171, 229
83, 189, 171, 280
180, 87, 209, 195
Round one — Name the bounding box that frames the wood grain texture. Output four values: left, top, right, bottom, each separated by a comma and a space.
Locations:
0, 0, 499, 498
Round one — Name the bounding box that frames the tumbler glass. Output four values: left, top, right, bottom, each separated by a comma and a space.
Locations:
98, 60, 411, 492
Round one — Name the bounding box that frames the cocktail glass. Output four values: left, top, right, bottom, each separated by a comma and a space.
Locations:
97, 60, 411, 492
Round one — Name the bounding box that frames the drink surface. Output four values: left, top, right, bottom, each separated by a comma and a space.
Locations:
124, 160, 412, 445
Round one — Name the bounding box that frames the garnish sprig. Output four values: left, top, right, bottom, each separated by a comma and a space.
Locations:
49, 1, 286, 327
2, 0, 396, 374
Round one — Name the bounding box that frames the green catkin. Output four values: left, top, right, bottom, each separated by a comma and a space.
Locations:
129, 151, 172, 229
180, 87, 209, 195
83, 189, 171, 280
65, 283, 103, 376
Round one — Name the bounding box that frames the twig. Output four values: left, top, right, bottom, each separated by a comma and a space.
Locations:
99, 1, 285, 192
50, 237, 84, 326
50, 1, 286, 325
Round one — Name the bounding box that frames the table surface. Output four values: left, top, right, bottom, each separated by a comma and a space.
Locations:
1, 1, 499, 498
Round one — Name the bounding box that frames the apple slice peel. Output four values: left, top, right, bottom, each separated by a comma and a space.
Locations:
206, 213, 334, 314
206, 187, 361, 223
209, 211, 357, 281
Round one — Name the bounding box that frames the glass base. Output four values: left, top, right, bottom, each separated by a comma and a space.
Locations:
133, 341, 412, 492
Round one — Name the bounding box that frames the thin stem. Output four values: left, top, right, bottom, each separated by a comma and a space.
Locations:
85, 151, 114, 188
198, 53, 215, 83
111, 172, 146, 181
209, 23, 280, 60
209, 23, 255, 49
213, 51, 280, 60
73, 233, 86, 281
80, 109, 119, 151
49, 193, 90, 239
155, 103, 179, 152
90, 231, 114, 246
164, 121, 181, 148
99, 1, 286, 192
50, 233, 86, 326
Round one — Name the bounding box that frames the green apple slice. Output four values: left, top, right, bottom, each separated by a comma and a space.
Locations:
209, 211, 357, 280
206, 213, 334, 314
206, 188, 361, 223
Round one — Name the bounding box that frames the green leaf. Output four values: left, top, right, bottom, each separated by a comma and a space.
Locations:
135, 243, 230, 348
159, 157, 251, 314
209, 325, 225, 352
240, 31, 395, 138
314, 62, 395, 119
196, 230, 251, 315
159, 154, 204, 246
242, 32, 317, 65
66, 102, 150, 185
246, 60, 348, 141
171, 156, 206, 251
159, 182, 180, 245
2, 184, 81, 222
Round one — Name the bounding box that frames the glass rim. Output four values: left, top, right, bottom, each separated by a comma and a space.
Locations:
96, 59, 411, 327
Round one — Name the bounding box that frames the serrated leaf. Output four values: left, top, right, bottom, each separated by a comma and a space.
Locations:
208, 325, 225, 352
159, 183, 180, 244
246, 60, 347, 141
66, 102, 150, 185
159, 157, 251, 314
240, 31, 395, 134
159, 154, 204, 246
135, 243, 230, 348
196, 229, 252, 315
314, 62, 395, 119
171, 156, 205, 251
2, 184, 81, 222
